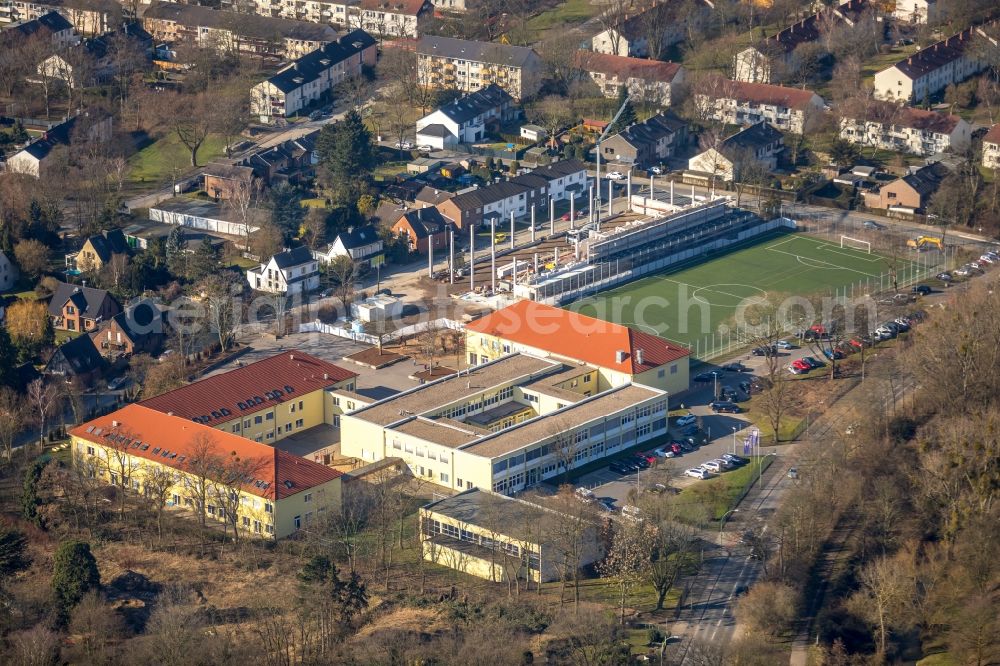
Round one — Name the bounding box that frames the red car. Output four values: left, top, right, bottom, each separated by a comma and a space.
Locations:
670, 443, 682, 454
792, 358, 811, 371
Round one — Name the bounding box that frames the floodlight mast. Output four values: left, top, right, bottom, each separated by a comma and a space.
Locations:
594, 93, 633, 221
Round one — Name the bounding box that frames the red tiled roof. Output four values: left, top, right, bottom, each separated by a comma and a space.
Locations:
575, 50, 683, 83
984, 124, 1000, 145
69, 404, 341, 500
466, 300, 690, 374
359, 0, 427, 15
719, 81, 821, 110
899, 107, 962, 134
139, 350, 357, 427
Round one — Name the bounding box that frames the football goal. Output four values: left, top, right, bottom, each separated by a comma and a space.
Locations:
841, 236, 871, 253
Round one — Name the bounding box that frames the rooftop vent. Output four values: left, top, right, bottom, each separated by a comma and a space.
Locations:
112, 420, 120, 427
635, 348, 644, 365
615, 350, 627, 363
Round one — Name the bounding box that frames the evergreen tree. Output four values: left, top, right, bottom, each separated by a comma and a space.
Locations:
186, 237, 219, 282
316, 110, 376, 207
608, 87, 637, 135
21, 459, 46, 527
270, 184, 305, 241
165, 226, 186, 278
52, 540, 100, 625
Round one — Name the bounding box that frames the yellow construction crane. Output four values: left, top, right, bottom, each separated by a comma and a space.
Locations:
906, 236, 943, 250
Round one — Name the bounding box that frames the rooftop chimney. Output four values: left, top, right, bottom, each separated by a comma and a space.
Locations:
323, 373, 329, 380
290, 354, 295, 360
615, 350, 627, 363
112, 420, 120, 427
168, 411, 174, 416
635, 348, 644, 365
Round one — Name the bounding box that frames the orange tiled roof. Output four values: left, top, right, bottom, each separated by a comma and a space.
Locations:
139, 350, 357, 427
575, 50, 683, 83
69, 404, 341, 500
465, 300, 689, 374
983, 124, 1000, 145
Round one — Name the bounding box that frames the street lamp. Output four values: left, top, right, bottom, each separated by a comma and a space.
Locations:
718, 509, 739, 545
731, 426, 737, 455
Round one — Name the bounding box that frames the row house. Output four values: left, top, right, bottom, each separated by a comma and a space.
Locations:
416, 35, 543, 100
839, 106, 971, 157
695, 80, 825, 134
1, 0, 117, 35
415, 83, 517, 150
688, 121, 784, 182
142, 2, 338, 59
863, 161, 949, 213
734, 0, 869, 83
599, 112, 688, 169
0, 9, 75, 46
873, 23, 997, 102
590, 0, 709, 58
435, 159, 588, 229
244, 0, 357, 28
250, 29, 376, 120
983, 124, 1000, 170
575, 50, 685, 107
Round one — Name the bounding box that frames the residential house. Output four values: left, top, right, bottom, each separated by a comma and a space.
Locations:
420, 489, 603, 583
733, 0, 870, 83
5, 112, 112, 177
238, 131, 320, 184
65, 229, 130, 273
138, 349, 359, 446
893, 0, 940, 24
575, 50, 685, 107
590, 0, 708, 58
434, 159, 588, 229
839, 105, 971, 157
243, 0, 358, 29
983, 124, 1000, 170
389, 206, 451, 253
415, 185, 454, 207
519, 124, 546, 142
250, 30, 377, 120
873, 24, 997, 102
599, 112, 688, 169
3, 0, 118, 35
356, 0, 429, 39
465, 300, 691, 394
202, 163, 258, 201
142, 2, 338, 59
69, 404, 344, 538
246, 246, 320, 296
0, 251, 19, 292
91, 298, 168, 358
428, 0, 465, 11
0, 9, 75, 45
148, 197, 265, 236
312, 224, 385, 268
862, 161, 949, 213
47, 281, 121, 332
688, 121, 784, 182
695, 80, 825, 134
338, 353, 670, 493
45, 333, 105, 384
37, 23, 152, 88
415, 83, 517, 150
416, 35, 543, 100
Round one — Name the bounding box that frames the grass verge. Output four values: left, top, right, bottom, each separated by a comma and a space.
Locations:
675, 456, 774, 524
128, 133, 227, 184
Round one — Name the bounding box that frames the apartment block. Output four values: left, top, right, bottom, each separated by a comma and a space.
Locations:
416, 35, 543, 100
839, 106, 971, 157
694, 80, 825, 134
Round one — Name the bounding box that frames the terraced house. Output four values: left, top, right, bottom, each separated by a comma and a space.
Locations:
250, 29, 376, 120
70, 405, 343, 539
339, 353, 669, 495
416, 35, 543, 100
138, 350, 358, 447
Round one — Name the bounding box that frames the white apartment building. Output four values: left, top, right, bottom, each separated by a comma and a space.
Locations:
415, 35, 543, 100
839, 107, 971, 157
575, 50, 685, 107
982, 125, 1000, 170
695, 80, 825, 134
873, 24, 996, 102
356, 0, 428, 38
892, 0, 940, 25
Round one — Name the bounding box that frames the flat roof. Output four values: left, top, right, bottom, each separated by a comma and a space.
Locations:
465, 401, 534, 427
394, 417, 483, 448
351, 354, 560, 426
464, 384, 662, 458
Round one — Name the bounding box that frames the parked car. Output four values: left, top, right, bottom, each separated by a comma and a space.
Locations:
936, 271, 952, 282
776, 340, 797, 350
863, 220, 885, 231
308, 110, 324, 121
722, 454, 748, 466
787, 363, 806, 375
685, 467, 710, 480
574, 487, 596, 503
654, 446, 675, 458
693, 370, 722, 382
393, 140, 413, 149
609, 461, 633, 474
792, 359, 811, 371
702, 460, 723, 473
739, 380, 753, 394
751, 345, 778, 357
822, 348, 845, 361
713, 458, 734, 470
912, 284, 932, 296
669, 442, 683, 455
979, 254, 996, 264
787, 467, 799, 479
607, 171, 625, 180
722, 362, 747, 372
637, 451, 658, 465
675, 413, 698, 427
710, 401, 741, 413
632, 454, 650, 469
649, 165, 664, 175
107, 376, 129, 391
720, 387, 741, 402
801, 357, 825, 369
954, 266, 972, 277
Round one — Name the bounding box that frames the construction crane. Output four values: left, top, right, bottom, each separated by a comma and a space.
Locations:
594, 93, 633, 222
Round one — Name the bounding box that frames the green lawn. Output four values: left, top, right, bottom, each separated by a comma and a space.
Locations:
675, 456, 774, 525
523, 0, 601, 42
55, 329, 83, 344
128, 133, 228, 184
569, 232, 935, 358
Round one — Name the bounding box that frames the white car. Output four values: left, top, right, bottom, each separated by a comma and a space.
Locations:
107, 376, 129, 391
574, 487, 596, 503
776, 340, 796, 350
649, 166, 663, 175
654, 446, 676, 458
713, 458, 733, 470
702, 460, 723, 473
979, 254, 996, 264
607, 171, 625, 180
685, 467, 710, 480
418, 144, 433, 152
394, 140, 413, 149
954, 266, 971, 276
675, 414, 697, 427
